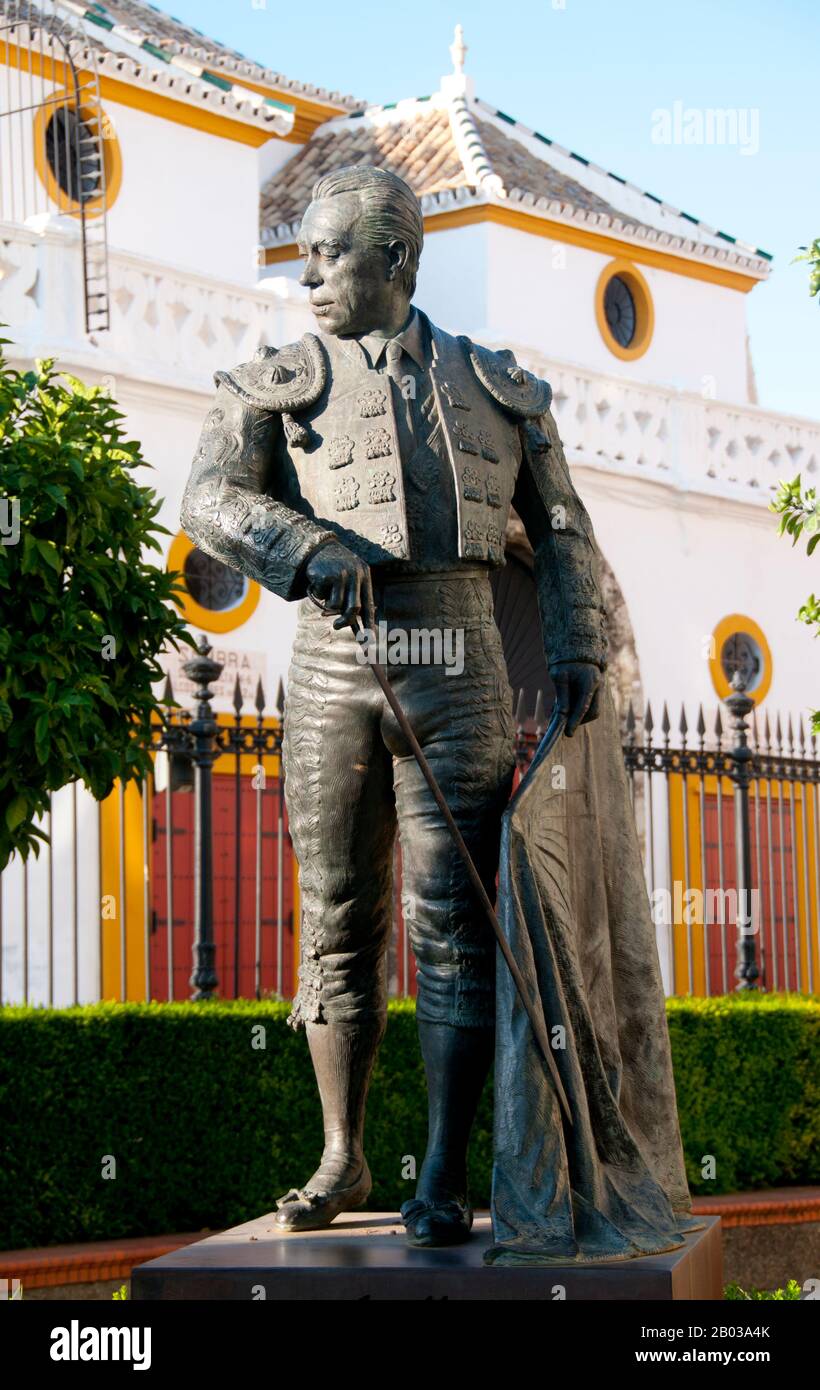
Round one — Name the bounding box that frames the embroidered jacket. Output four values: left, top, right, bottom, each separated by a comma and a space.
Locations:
181, 314, 608, 668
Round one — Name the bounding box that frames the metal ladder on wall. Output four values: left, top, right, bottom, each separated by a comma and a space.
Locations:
0, 0, 110, 336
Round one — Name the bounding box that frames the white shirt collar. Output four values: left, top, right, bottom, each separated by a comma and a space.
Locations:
357, 307, 427, 371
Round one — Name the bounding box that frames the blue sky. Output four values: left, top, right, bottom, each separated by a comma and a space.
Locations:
160, 0, 817, 420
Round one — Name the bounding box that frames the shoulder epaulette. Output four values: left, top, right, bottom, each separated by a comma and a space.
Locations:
459, 336, 551, 418
215, 334, 327, 413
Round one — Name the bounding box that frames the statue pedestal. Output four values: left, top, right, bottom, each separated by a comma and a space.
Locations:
132, 1212, 722, 1300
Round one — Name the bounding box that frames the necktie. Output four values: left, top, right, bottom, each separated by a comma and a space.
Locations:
384, 339, 416, 444
384, 338, 405, 388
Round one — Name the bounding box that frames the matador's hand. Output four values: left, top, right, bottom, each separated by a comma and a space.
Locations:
304, 541, 374, 631
550, 661, 601, 737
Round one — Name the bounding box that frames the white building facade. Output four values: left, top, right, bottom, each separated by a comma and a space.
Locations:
1, 4, 817, 1005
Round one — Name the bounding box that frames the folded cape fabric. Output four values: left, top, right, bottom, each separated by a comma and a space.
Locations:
486, 685, 699, 1265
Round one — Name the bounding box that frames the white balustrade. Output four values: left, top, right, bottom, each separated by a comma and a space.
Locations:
2, 220, 818, 502
513, 349, 820, 503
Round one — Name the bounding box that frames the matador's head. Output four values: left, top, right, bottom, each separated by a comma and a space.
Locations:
297, 165, 424, 339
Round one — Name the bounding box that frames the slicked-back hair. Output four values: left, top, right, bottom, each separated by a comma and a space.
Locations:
310, 165, 423, 299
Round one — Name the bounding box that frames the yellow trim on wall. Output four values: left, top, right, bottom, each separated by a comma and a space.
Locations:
669, 771, 819, 995
265, 243, 303, 264
32, 89, 122, 219
168, 531, 261, 634
98, 734, 302, 1002
668, 767, 739, 996
1, 39, 280, 148
793, 782, 816, 994
100, 779, 150, 1001
97, 71, 278, 148
595, 259, 655, 361
263, 201, 762, 292
709, 614, 773, 706
203, 69, 348, 144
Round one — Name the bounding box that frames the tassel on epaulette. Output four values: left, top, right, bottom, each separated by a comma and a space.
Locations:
526, 424, 551, 455
282, 412, 311, 448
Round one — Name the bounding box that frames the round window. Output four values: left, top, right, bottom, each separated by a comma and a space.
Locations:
167, 532, 260, 634
33, 92, 123, 220
720, 631, 763, 693
45, 107, 102, 205
708, 615, 773, 706
595, 260, 654, 361
183, 547, 247, 613
603, 274, 637, 349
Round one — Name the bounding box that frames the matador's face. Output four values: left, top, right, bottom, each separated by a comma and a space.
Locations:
297, 194, 410, 338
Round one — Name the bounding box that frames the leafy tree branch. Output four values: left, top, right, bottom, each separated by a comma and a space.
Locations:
0, 341, 194, 868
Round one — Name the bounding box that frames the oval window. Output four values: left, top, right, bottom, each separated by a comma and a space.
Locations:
603, 274, 637, 349
595, 260, 654, 361
708, 615, 772, 706
183, 547, 248, 613
45, 106, 102, 205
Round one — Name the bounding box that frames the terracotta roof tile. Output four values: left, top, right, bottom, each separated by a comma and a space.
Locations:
260, 105, 633, 234
67, 0, 362, 109
476, 119, 620, 219
258, 95, 770, 276
260, 109, 463, 228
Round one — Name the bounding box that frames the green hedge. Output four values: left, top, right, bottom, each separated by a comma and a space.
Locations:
667, 994, 820, 1195
0, 995, 817, 1250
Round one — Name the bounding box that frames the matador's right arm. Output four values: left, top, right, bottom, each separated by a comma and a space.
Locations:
180, 341, 336, 602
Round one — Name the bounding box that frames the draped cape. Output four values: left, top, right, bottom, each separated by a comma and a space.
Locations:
486, 685, 699, 1265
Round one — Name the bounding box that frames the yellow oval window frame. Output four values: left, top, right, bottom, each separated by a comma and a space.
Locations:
595, 259, 655, 361
33, 91, 123, 219
709, 614, 773, 706
168, 531, 261, 634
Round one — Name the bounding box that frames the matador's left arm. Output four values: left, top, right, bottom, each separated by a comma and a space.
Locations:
512, 406, 608, 723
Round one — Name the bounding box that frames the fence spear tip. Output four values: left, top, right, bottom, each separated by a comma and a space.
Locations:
232, 675, 243, 714
533, 688, 546, 733
255, 677, 266, 714
514, 687, 527, 729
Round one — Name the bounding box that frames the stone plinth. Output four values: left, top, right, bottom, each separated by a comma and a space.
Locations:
132, 1212, 723, 1301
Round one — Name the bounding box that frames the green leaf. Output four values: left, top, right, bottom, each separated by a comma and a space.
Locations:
5, 795, 28, 831
0, 340, 192, 866
36, 539, 62, 573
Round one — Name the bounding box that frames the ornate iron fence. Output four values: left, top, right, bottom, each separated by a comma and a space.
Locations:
506, 674, 819, 998
1, 638, 818, 1005
620, 681, 820, 995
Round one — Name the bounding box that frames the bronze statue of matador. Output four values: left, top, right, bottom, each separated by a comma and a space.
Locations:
182, 166, 696, 1262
